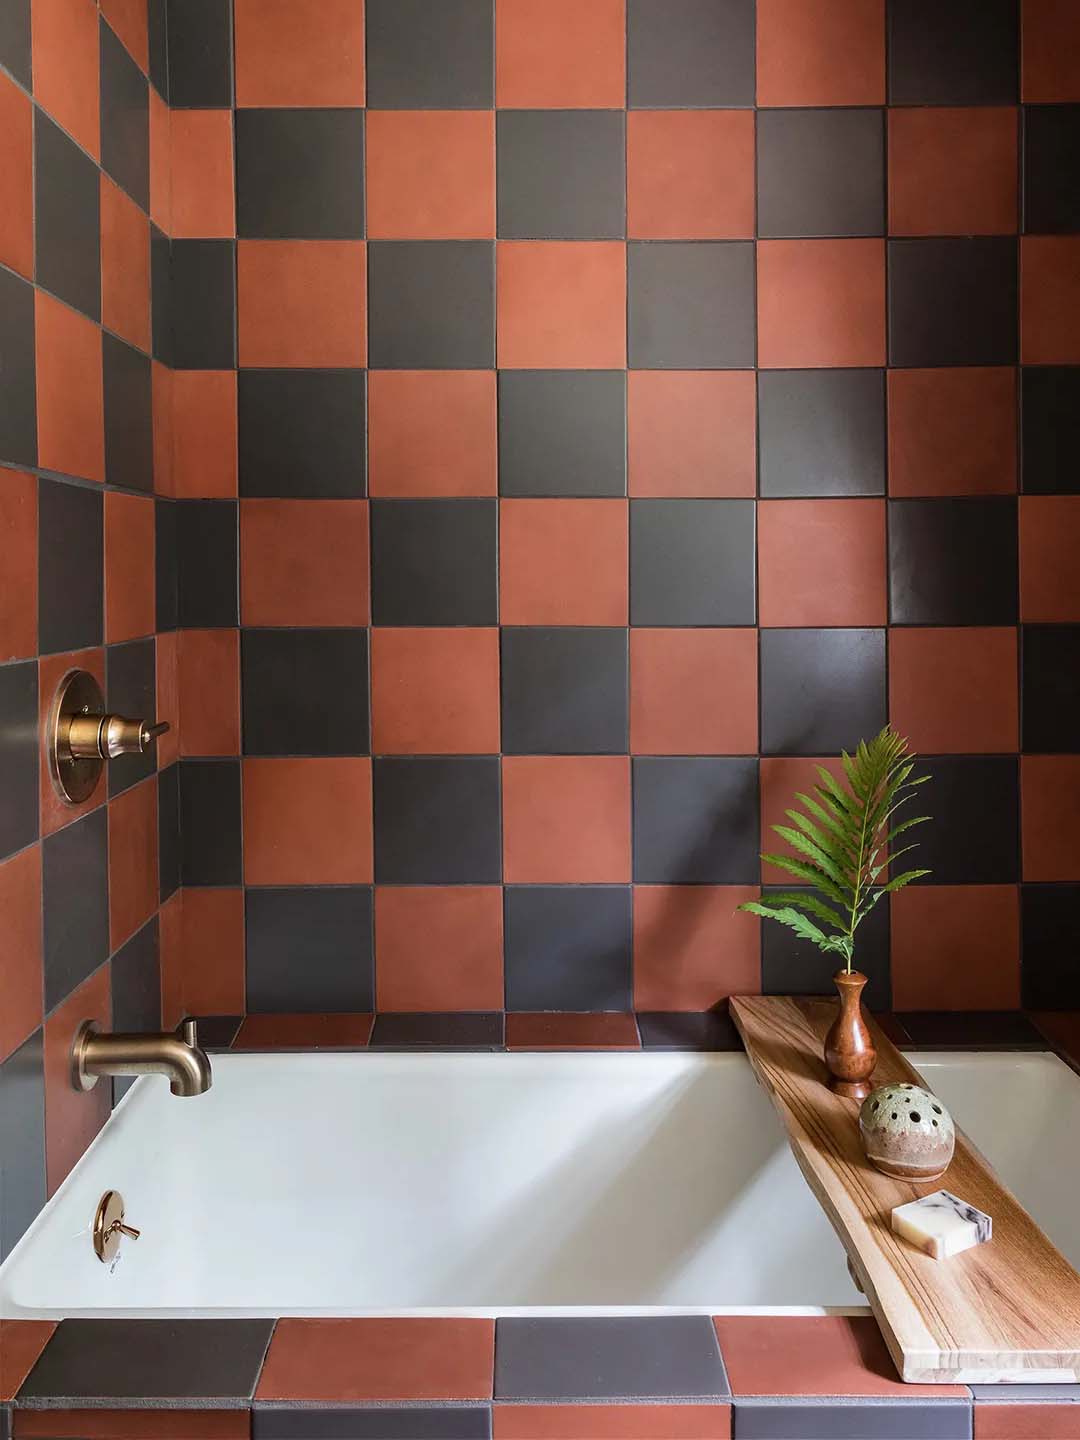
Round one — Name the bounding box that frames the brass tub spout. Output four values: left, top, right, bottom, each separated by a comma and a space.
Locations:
71, 1018, 212, 1097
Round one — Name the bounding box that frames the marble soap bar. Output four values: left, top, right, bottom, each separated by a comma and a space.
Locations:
891, 1189, 993, 1261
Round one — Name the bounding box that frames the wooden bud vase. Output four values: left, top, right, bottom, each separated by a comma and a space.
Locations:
824, 969, 876, 1101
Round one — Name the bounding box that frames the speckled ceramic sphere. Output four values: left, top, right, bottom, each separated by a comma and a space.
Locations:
858, 1083, 955, 1181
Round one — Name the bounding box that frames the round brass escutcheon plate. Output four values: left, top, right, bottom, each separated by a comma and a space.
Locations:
93, 1190, 127, 1264
48, 669, 106, 805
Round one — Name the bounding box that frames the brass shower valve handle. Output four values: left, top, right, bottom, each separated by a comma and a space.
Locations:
68, 711, 171, 760
47, 669, 171, 804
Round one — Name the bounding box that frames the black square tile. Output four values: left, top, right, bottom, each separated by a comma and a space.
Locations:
628, 0, 755, 108
632, 756, 759, 883
888, 497, 1018, 625
373, 756, 501, 883
0, 1030, 45, 1263
242, 628, 370, 756
503, 886, 632, 1012
179, 758, 242, 885
246, 887, 374, 1013
494, 1315, 729, 1400
888, 238, 1018, 367
758, 109, 885, 240
151, 223, 172, 367
170, 240, 237, 370
107, 637, 156, 797
497, 111, 625, 241
0, 0, 30, 88
1022, 884, 1080, 1009
148, 0, 168, 99
238, 370, 366, 498
0, 659, 38, 862
34, 109, 100, 322
0, 265, 37, 468
18, 1320, 275, 1404
758, 370, 885, 498
368, 241, 495, 369
761, 884, 891, 1011
167, 0, 233, 108
42, 807, 109, 1010
100, 17, 149, 212
888, 0, 1018, 105
103, 333, 153, 493
255, 1408, 493, 1440
1022, 368, 1080, 494
628, 242, 755, 369
366, 0, 493, 108
155, 498, 178, 631
637, 1010, 743, 1051
760, 628, 887, 755
1023, 626, 1080, 754
900, 1010, 1044, 1047
110, 916, 160, 1100
158, 761, 180, 901
176, 499, 238, 627
371, 498, 497, 625
369, 1013, 504, 1051
236, 109, 365, 241
498, 371, 626, 498
38, 477, 103, 654
913, 754, 1019, 884
186, 1013, 243, 1048
1024, 105, 1080, 234
629, 499, 756, 625
501, 628, 628, 755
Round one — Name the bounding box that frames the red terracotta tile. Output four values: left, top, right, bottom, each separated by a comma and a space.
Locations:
713, 1315, 967, 1398
1022, 236, 1080, 364
891, 885, 1019, 1011
371, 628, 500, 755
633, 886, 761, 1011
628, 110, 754, 240
627, 372, 756, 499
505, 1013, 640, 1051
234, 0, 365, 107
0, 845, 43, 1064
758, 499, 887, 627
1023, 756, 1080, 882
31, 0, 100, 158
171, 371, 237, 498
888, 627, 1018, 754
975, 1405, 1080, 1440
759, 756, 846, 885
493, 1404, 731, 1439
496, 0, 625, 108
1023, 0, 1080, 102
630, 628, 757, 755
502, 755, 631, 883
1020, 496, 1080, 622
14, 1412, 248, 1439
366, 111, 494, 240
499, 498, 628, 625
38, 649, 106, 838
108, 777, 157, 951
757, 240, 886, 369
238, 240, 367, 368
497, 242, 626, 369
43, 962, 111, 1195
0, 1321, 57, 1402
160, 888, 245, 1026
35, 292, 105, 483
756, 0, 885, 106
169, 109, 235, 239
100, 0, 148, 69
368, 371, 497, 497
256, 1318, 494, 1402
155, 630, 179, 768
887, 368, 1017, 497
101, 174, 150, 351
0, 72, 34, 279
375, 886, 504, 1011
233, 1013, 373, 1050
148, 88, 170, 235
240, 499, 369, 626
889, 108, 1017, 237
243, 757, 373, 885
178, 629, 240, 756
0, 467, 38, 661
104, 491, 155, 643
152, 360, 173, 495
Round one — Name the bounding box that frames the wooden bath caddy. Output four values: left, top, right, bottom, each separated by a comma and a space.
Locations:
730, 994, 1080, 1385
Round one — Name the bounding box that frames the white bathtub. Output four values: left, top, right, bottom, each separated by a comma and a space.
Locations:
1, 1049, 1077, 1319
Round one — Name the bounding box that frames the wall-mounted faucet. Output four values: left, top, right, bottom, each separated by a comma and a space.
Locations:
71, 1019, 212, 1097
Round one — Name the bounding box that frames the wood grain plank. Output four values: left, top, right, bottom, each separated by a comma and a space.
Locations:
730, 995, 1080, 1384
